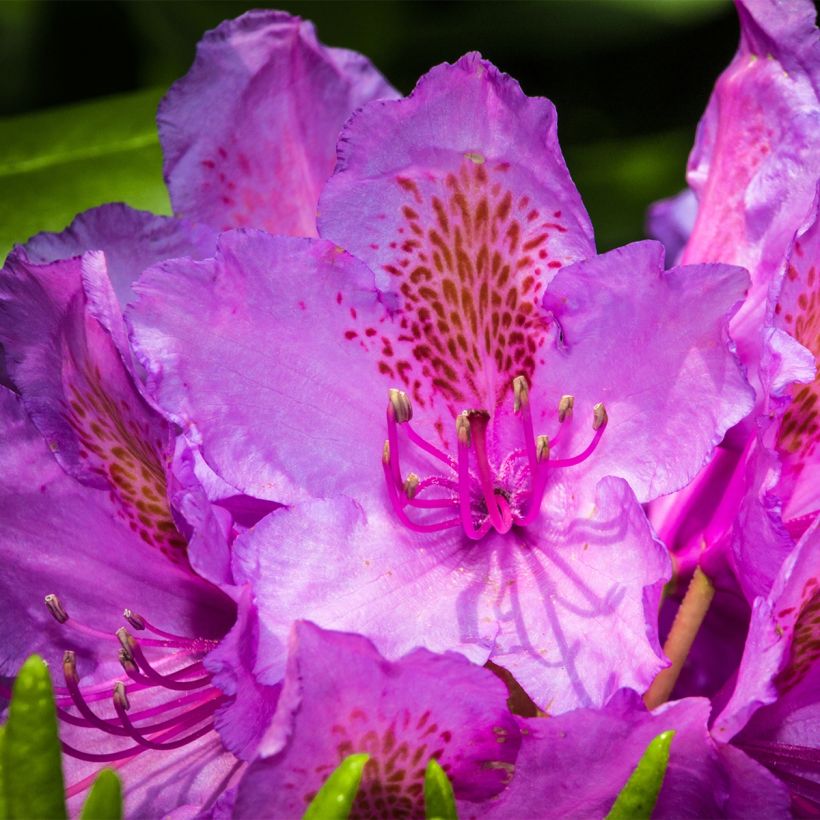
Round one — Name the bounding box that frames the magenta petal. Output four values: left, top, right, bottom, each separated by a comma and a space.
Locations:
683, 0, 820, 375
159, 10, 398, 236
537, 241, 754, 502
233, 622, 519, 818
646, 188, 697, 267
485, 690, 790, 819
129, 231, 396, 503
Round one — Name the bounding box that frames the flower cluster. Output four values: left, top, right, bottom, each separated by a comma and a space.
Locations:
0, 1, 817, 817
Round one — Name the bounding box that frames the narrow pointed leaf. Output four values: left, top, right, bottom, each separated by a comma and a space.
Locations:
424, 758, 457, 820
80, 768, 123, 820
2, 655, 67, 820
0, 725, 7, 820
605, 730, 675, 820
302, 753, 369, 820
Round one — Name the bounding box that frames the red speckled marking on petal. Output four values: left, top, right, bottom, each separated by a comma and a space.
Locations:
342, 157, 556, 421
777, 253, 820, 468
64, 365, 188, 566
775, 580, 820, 693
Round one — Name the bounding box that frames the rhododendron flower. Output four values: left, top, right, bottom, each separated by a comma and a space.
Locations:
0, 206, 268, 813
227, 621, 520, 818
130, 50, 754, 712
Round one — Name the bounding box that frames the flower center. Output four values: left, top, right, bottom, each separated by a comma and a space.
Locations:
43, 594, 224, 797
381, 376, 607, 540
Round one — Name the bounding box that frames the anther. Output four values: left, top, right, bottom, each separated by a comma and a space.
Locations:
116, 628, 137, 660
536, 435, 550, 462
388, 388, 413, 424
558, 395, 575, 422
123, 610, 146, 630
382, 440, 390, 465
63, 650, 78, 683
118, 649, 138, 674
45, 594, 69, 624
513, 375, 529, 413
456, 412, 471, 446
592, 402, 608, 430
113, 681, 130, 711
403, 473, 420, 499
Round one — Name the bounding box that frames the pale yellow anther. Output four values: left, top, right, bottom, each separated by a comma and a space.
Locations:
536, 435, 550, 462
382, 440, 391, 465
513, 375, 529, 413
113, 681, 131, 711
118, 648, 138, 674
456, 412, 471, 446
558, 394, 575, 422
592, 402, 608, 431
388, 388, 413, 423
116, 627, 136, 659
404, 473, 420, 499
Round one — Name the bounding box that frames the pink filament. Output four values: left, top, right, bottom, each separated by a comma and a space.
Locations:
382, 460, 460, 533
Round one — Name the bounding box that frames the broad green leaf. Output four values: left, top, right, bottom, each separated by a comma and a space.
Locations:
0, 88, 170, 259
605, 730, 676, 820
2, 655, 67, 820
302, 753, 369, 820
424, 758, 457, 820
81, 768, 123, 820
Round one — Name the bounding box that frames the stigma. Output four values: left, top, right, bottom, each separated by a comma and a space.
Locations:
381, 377, 607, 540
41, 594, 225, 798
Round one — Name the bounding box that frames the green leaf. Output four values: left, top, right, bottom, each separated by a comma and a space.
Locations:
2, 655, 67, 820
0, 88, 170, 259
302, 753, 369, 820
0, 724, 7, 820
424, 758, 457, 820
605, 730, 676, 820
80, 769, 123, 820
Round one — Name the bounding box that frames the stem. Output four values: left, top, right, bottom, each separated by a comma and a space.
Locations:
643, 566, 715, 710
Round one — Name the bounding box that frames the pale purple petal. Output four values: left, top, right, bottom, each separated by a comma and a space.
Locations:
537, 241, 754, 502
231, 476, 668, 713
319, 52, 595, 418
129, 231, 394, 504
159, 10, 398, 236
234, 622, 519, 818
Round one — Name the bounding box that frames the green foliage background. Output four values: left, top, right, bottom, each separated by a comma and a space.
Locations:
0, 0, 736, 257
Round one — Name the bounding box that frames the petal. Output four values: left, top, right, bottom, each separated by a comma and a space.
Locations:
683, 0, 820, 374
0, 387, 233, 676
230, 495, 496, 681
772, 194, 820, 525
485, 476, 669, 712
715, 515, 820, 740
318, 53, 595, 416
485, 691, 790, 819
205, 588, 282, 761
536, 241, 754, 502
646, 188, 698, 268
129, 230, 407, 503
159, 10, 398, 236
233, 622, 519, 818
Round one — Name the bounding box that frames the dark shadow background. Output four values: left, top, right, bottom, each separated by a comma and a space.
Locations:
0, 0, 738, 250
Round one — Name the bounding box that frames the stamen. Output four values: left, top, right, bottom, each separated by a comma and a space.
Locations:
513, 376, 538, 474
536, 435, 550, 462
123, 609, 146, 630
388, 388, 413, 424
117, 629, 211, 691
467, 410, 510, 534
381, 459, 461, 533
45, 595, 117, 642
403, 473, 420, 499
456, 413, 492, 541
405, 423, 457, 470
558, 394, 575, 422
546, 403, 608, 468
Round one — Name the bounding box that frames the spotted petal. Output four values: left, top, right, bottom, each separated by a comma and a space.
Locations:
159, 10, 398, 236
233, 622, 519, 818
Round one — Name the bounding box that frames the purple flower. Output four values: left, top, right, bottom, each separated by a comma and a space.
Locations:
0, 205, 254, 813
129, 50, 753, 711
228, 621, 520, 818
